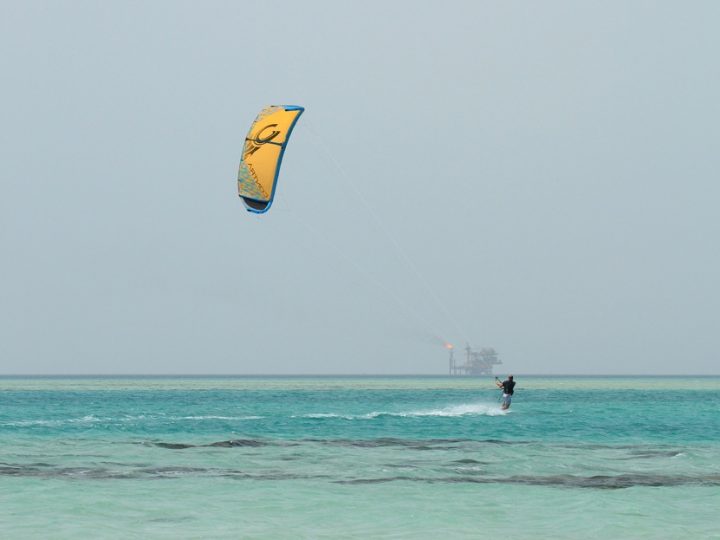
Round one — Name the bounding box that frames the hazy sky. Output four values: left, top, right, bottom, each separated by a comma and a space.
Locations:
1, 1, 718, 374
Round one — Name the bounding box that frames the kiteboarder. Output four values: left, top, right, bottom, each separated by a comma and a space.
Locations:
495, 375, 516, 410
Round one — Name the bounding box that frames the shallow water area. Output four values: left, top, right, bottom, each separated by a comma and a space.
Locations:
1, 376, 719, 539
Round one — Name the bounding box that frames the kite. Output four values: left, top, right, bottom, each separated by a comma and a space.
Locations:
237, 105, 304, 213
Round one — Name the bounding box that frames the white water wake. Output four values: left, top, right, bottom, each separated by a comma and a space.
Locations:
297, 402, 506, 420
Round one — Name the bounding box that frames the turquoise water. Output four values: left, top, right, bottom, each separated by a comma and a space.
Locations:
1, 376, 719, 539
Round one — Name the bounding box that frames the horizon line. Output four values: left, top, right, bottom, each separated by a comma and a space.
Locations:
1, 373, 718, 377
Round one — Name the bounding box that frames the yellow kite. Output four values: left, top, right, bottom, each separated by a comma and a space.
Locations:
237, 105, 304, 213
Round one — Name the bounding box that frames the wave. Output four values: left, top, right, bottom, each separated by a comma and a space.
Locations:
176, 415, 263, 421
2, 415, 106, 427
1, 414, 263, 427
338, 473, 720, 489
296, 413, 351, 419
0, 463, 326, 481
151, 437, 513, 451
153, 439, 276, 450
2, 461, 718, 488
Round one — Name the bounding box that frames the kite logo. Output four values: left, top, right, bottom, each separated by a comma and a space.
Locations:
245, 124, 281, 156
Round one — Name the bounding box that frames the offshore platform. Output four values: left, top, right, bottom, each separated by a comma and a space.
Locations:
447, 344, 501, 376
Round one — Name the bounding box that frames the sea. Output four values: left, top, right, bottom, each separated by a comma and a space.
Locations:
1, 376, 719, 539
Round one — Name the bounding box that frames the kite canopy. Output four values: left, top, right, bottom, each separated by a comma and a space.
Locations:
237, 105, 304, 213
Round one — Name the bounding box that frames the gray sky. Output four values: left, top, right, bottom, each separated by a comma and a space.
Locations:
1, 1, 718, 375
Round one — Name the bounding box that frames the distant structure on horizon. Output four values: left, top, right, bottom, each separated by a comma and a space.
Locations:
447, 344, 501, 376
